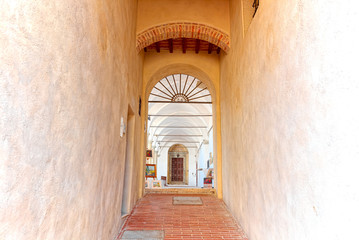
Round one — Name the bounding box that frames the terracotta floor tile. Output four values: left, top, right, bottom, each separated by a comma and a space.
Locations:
117, 194, 247, 240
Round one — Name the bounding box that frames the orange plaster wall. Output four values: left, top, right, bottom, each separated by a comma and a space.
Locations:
137, 0, 230, 34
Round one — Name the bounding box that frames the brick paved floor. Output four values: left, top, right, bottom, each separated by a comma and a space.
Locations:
117, 194, 248, 240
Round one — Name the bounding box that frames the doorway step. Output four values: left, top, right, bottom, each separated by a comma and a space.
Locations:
145, 187, 215, 195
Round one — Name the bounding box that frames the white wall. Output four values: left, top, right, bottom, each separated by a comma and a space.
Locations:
208, 128, 214, 168
220, 0, 359, 239
196, 143, 209, 188
188, 148, 197, 186
196, 128, 214, 188
156, 147, 169, 181
0, 1, 143, 239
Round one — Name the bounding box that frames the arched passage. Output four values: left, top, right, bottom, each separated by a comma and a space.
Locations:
142, 65, 222, 196
147, 74, 213, 187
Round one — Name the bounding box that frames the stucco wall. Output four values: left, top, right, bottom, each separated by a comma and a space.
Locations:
220, 0, 359, 239
188, 148, 197, 186
196, 143, 209, 188
0, 0, 143, 239
137, 0, 230, 34
156, 147, 169, 180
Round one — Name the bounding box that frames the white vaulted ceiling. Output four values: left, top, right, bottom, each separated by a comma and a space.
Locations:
148, 74, 212, 153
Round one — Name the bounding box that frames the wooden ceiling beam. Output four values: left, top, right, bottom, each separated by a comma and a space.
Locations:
155, 42, 160, 53
147, 39, 220, 53
182, 38, 186, 53
208, 43, 213, 54
195, 39, 200, 54
168, 39, 173, 53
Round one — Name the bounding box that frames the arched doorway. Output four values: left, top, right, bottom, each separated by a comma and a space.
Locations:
168, 144, 189, 185
146, 73, 214, 188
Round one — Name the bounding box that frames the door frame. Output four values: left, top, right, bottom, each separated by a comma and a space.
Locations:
167, 145, 189, 185
121, 106, 135, 216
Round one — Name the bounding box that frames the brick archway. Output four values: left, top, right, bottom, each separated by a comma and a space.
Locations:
136, 22, 230, 53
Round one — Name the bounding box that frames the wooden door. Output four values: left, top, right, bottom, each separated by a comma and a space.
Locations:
171, 158, 183, 182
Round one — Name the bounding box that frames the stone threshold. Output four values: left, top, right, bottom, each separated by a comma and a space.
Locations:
145, 188, 216, 195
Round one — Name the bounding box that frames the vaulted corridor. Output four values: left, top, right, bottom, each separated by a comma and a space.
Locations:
1, 0, 359, 239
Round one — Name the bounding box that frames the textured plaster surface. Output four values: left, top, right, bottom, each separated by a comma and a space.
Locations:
0, 0, 143, 239
137, 0, 230, 34
220, 0, 359, 239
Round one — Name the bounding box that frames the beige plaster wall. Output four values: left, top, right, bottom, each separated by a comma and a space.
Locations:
137, 0, 230, 34
143, 52, 220, 89
0, 0, 143, 239
220, 0, 359, 239
142, 52, 223, 197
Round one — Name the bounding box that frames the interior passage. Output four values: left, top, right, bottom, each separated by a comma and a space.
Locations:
1, 0, 359, 239
118, 194, 247, 239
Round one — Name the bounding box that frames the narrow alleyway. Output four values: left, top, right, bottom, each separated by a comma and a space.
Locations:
1, 1, 359, 239
117, 194, 247, 239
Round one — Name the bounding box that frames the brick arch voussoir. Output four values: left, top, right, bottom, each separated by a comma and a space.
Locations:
136, 22, 230, 53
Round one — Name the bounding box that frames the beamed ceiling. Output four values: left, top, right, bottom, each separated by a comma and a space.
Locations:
144, 38, 221, 54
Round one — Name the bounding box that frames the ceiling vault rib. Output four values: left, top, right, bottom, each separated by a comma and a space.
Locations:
160, 145, 198, 149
